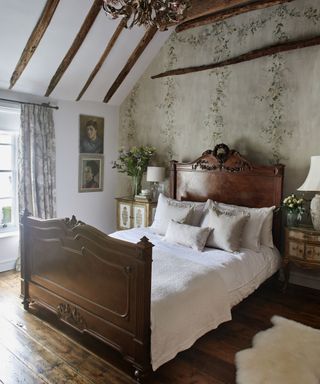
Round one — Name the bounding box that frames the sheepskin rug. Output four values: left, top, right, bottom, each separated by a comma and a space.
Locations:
235, 316, 320, 384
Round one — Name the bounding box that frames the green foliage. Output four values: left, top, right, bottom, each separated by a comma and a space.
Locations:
112, 146, 156, 177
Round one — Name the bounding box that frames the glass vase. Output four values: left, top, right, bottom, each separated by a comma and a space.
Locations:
286, 211, 298, 227
131, 174, 142, 197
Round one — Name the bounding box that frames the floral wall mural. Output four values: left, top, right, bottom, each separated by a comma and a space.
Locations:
119, 0, 320, 197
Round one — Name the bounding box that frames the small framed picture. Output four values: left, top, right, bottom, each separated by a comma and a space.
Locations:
79, 114, 104, 154
79, 154, 103, 192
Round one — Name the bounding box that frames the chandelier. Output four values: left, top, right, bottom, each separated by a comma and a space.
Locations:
102, 0, 191, 30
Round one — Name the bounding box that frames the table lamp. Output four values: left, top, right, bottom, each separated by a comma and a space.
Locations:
146, 166, 165, 201
298, 156, 320, 231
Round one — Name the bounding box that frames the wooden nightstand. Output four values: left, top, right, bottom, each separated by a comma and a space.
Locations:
283, 226, 320, 290
115, 197, 157, 230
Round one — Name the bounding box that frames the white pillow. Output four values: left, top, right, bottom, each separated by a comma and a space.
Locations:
201, 207, 249, 252
206, 200, 275, 250
163, 220, 211, 251
151, 194, 193, 235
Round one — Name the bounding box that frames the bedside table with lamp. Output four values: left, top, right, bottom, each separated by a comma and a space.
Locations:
283, 156, 320, 290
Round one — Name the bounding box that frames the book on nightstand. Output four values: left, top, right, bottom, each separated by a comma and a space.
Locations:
134, 194, 152, 202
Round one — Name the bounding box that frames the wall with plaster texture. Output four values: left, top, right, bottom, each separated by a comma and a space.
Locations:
119, 0, 320, 201
119, 0, 320, 287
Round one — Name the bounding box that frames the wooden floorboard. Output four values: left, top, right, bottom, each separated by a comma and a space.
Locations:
0, 271, 319, 384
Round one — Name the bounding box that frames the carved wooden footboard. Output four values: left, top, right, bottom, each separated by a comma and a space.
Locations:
21, 212, 153, 379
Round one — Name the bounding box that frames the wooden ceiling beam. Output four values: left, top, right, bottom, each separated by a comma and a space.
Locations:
176, 0, 293, 33
76, 18, 126, 101
151, 35, 320, 79
44, 0, 102, 97
9, 0, 60, 89
103, 26, 157, 104
183, 0, 256, 21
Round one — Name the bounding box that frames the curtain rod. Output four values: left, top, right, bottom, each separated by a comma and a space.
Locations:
0, 97, 59, 110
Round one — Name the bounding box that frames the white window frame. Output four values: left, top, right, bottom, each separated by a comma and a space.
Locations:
0, 105, 20, 234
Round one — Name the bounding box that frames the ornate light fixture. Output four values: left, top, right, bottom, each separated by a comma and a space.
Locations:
102, 0, 191, 30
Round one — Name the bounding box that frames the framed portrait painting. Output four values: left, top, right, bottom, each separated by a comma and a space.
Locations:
79, 154, 104, 192
79, 114, 104, 154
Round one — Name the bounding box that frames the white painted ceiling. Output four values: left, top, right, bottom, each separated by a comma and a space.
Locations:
0, 0, 172, 105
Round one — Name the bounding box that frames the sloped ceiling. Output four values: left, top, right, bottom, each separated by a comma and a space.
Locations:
0, 0, 171, 106
0, 0, 289, 106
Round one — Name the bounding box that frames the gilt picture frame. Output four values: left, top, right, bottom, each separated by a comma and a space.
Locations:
79, 154, 104, 193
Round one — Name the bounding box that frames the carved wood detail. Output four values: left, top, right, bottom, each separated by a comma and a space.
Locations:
57, 303, 87, 330
193, 144, 252, 172
63, 215, 84, 228
152, 35, 320, 79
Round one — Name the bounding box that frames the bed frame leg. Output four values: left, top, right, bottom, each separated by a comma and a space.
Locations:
22, 298, 30, 311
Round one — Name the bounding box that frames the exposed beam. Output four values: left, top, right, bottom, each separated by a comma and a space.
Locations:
151, 35, 320, 79
184, 0, 256, 21
9, 0, 60, 89
44, 0, 102, 97
103, 26, 157, 104
76, 18, 126, 101
176, 0, 293, 33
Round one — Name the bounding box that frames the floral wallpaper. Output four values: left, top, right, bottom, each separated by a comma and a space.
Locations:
119, 0, 320, 196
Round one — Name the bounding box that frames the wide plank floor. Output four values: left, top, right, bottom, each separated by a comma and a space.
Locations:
0, 271, 319, 384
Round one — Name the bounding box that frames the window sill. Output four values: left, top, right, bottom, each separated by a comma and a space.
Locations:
0, 230, 19, 239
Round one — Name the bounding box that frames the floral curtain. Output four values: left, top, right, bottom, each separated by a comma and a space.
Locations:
16, 104, 56, 271
18, 104, 56, 218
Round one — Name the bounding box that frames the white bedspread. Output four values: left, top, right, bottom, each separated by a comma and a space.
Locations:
110, 227, 280, 370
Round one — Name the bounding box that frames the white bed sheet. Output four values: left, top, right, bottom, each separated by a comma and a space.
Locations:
110, 227, 281, 369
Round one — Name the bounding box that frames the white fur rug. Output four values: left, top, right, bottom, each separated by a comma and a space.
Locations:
235, 316, 320, 384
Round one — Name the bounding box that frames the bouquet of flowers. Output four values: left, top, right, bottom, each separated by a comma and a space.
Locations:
282, 194, 305, 221
112, 145, 156, 195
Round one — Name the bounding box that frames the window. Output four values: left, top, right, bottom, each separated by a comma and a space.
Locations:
0, 106, 20, 233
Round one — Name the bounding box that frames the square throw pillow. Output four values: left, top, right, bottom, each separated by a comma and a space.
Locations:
163, 220, 211, 251
151, 194, 206, 234
151, 194, 194, 235
206, 200, 275, 250
201, 207, 249, 252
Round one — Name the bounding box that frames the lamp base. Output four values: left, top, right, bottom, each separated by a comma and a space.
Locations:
310, 194, 320, 231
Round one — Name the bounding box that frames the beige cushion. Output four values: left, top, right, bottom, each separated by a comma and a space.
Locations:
201, 207, 249, 252
151, 194, 206, 235
206, 200, 275, 251
163, 220, 211, 251
151, 194, 193, 235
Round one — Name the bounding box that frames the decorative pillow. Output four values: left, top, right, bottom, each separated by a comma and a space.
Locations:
206, 200, 275, 250
163, 220, 211, 251
151, 194, 194, 235
201, 207, 249, 252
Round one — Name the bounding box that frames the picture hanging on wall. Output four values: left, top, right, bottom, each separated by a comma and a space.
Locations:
79, 114, 104, 154
79, 154, 104, 192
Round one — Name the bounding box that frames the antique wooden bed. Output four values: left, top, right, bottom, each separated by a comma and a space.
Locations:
21, 144, 284, 381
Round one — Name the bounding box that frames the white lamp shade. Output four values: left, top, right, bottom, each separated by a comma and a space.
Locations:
298, 156, 320, 192
146, 166, 165, 182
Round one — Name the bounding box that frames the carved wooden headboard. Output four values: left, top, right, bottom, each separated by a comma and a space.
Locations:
169, 144, 285, 248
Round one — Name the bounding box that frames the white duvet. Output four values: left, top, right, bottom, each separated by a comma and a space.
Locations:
110, 227, 280, 370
